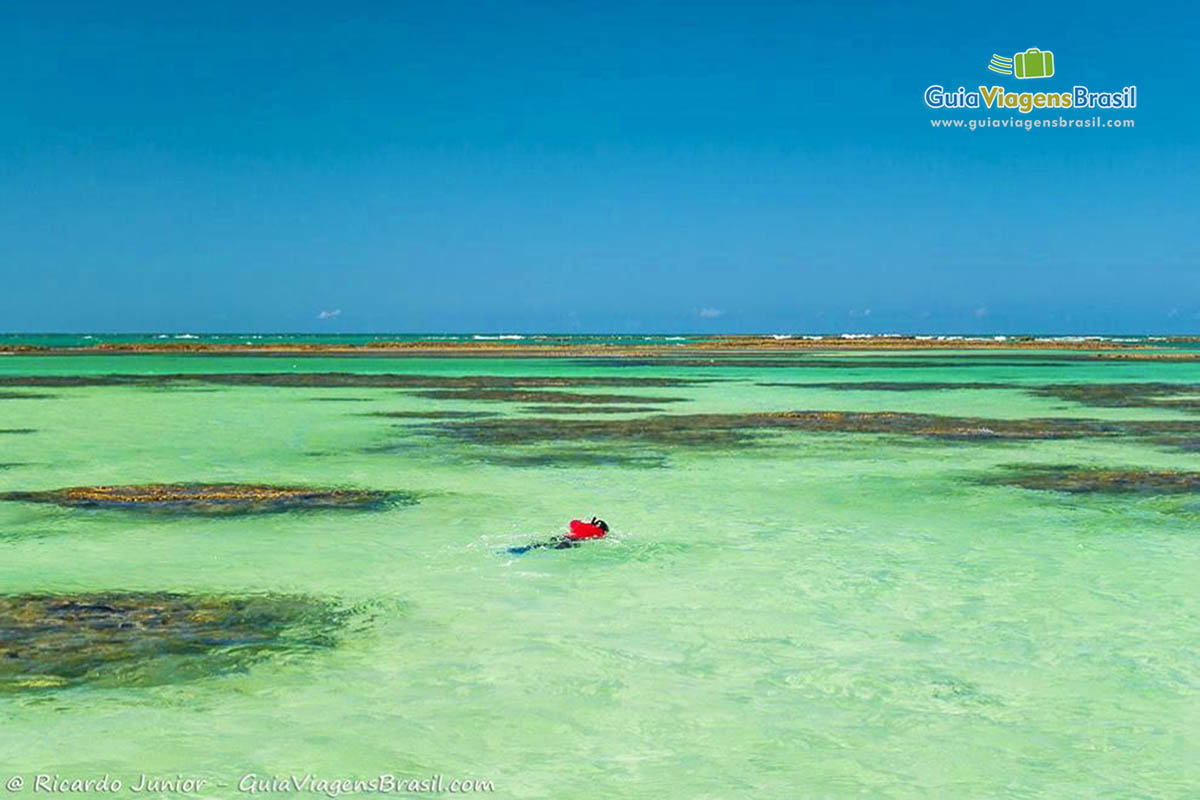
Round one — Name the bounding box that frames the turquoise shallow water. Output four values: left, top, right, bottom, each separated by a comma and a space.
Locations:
1, 349, 1199, 798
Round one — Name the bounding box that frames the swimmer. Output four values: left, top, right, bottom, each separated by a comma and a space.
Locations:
507, 517, 609, 554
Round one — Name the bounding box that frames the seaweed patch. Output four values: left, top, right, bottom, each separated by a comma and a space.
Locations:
426, 410, 1200, 449
431, 414, 754, 447
0, 373, 705, 389
0, 484, 413, 515
479, 450, 669, 469
980, 465, 1200, 494
410, 389, 684, 404
1031, 383, 1200, 414
760, 381, 1200, 418
576, 358, 1084, 369
364, 410, 498, 419
757, 381, 1014, 391
520, 405, 665, 414
0, 592, 341, 690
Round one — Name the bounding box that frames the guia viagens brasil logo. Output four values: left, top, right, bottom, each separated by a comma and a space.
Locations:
925, 48, 1136, 114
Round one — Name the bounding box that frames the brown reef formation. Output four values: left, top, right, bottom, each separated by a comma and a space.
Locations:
575, 355, 1196, 368
365, 410, 498, 419
1029, 383, 1200, 413
982, 465, 1200, 494
409, 389, 683, 404
759, 382, 1200, 416
0, 484, 412, 515
2, 335, 1194, 358
0, 373, 703, 388
758, 381, 1014, 391
0, 592, 340, 690
0, 391, 56, 400
519, 405, 665, 414
424, 411, 1200, 450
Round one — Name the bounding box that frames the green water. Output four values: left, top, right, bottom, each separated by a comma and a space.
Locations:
1, 351, 1198, 798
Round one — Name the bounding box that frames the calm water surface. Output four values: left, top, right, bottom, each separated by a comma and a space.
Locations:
1, 347, 1197, 798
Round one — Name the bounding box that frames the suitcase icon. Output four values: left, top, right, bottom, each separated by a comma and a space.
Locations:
1013, 48, 1054, 79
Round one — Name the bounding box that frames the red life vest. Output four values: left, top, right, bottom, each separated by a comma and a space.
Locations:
567, 519, 607, 540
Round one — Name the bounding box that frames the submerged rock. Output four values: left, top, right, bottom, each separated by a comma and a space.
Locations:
578, 358, 1084, 369
0, 484, 412, 515
981, 465, 1200, 494
365, 410, 498, 419
757, 381, 1014, 391
758, 381, 1200, 421
520, 405, 665, 414
432, 414, 753, 447
483, 450, 669, 469
0, 373, 703, 389
752, 411, 1113, 439
0, 592, 340, 690
425, 410, 1200, 450
1031, 383, 1200, 414
415, 410, 1200, 460
410, 389, 683, 404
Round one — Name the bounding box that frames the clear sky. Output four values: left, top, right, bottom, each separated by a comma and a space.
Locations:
2, 1, 1196, 334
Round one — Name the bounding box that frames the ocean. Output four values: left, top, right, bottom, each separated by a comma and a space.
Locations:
1, 339, 1197, 797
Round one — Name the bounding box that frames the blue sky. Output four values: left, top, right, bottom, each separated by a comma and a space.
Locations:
1, 1, 1196, 333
